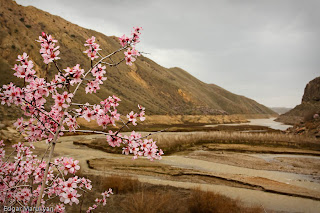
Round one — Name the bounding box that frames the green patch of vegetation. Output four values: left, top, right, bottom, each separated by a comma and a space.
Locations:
11, 45, 15, 49
25, 24, 31, 28
19, 17, 24, 22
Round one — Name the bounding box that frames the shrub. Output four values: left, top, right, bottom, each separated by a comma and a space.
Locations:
188, 189, 262, 213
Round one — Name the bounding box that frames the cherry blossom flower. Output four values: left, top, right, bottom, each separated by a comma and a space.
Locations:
59, 188, 81, 205
127, 111, 138, 126
83, 36, 101, 60
37, 32, 60, 64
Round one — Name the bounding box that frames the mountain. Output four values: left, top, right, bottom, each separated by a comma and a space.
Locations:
277, 76, 320, 125
0, 0, 276, 121
269, 107, 292, 115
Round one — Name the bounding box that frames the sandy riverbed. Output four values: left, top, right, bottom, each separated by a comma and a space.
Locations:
33, 134, 320, 213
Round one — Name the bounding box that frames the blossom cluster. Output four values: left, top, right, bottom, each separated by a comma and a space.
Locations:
83, 36, 101, 60
85, 64, 107, 94
119, 27, 143, 65
37, 32, 60, 64
86, 188, 113, 213
63, 64, 84, 86
75, 95, 120, 128
107, 131, 163, 161
12, 53, 36, 81
119, 27, 143, 47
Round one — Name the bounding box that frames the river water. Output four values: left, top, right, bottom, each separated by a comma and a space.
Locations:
205, 117, 293, 131
247, 117, 293, 130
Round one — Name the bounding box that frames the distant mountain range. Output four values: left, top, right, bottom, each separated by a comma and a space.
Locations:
0, 0, 276, 120
269, 107, 292, 115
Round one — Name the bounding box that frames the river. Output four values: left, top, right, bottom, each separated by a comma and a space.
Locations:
205, 117, 293, 131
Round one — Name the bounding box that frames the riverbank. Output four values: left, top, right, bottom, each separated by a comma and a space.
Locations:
76, 114, 275, 131
75, 130, 320, 155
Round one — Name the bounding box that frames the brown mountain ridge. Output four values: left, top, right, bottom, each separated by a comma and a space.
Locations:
0, 0, 275, 120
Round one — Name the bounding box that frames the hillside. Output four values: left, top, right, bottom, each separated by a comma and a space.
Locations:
277, 77, 320, 125
276, 76, 320, 138
0, 0, 276, 120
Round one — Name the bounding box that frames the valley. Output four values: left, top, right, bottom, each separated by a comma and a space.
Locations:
26, 118, 320, 213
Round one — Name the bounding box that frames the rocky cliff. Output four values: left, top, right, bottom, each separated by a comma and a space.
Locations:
302, 77, 320, 103
277, 77, 320, 137
277, 76, 320, 125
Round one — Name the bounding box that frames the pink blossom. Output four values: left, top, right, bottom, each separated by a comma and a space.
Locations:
60, 188, 80, 205
119, 34, 130, 47
83, 36, 101, 60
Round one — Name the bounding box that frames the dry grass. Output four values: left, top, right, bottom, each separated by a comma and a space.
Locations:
150, 131, 320, 154
65, 173, 262, 213
119, 190, 175, 213
188, 189, 262, 213
85, 131, 320, 156
98, 175, 142, 194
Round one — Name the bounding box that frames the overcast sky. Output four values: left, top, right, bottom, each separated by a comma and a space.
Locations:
16, 0, 320, 108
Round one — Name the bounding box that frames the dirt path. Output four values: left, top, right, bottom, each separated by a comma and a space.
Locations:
34, 134, 320, 213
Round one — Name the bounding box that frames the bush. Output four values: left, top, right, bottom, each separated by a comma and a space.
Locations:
99, 175, 142, 194
188, 189, 262, 213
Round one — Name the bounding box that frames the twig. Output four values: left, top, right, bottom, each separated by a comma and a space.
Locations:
60, 129, 167, 141
118, 116, 130, 130
34, 115, 55, 136
41, 144, 52, 163
137, 128, 168, 139
100, 58, 125, 67
115, 121, 130, 136
0, 150, 15, 167
22, 98, 59, 125
0, 185, 31, 193
71, 103, 95, 107
79, 192, 85, 213
53, 60, 63, 74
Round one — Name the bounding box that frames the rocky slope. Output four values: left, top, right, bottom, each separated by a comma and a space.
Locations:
276, 77, 320, 137
0, 0, 276, 121
277, 77, 320, 125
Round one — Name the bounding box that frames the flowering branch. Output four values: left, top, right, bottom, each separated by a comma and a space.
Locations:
0, 27, 163, 212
